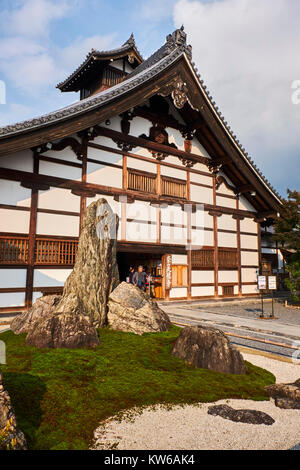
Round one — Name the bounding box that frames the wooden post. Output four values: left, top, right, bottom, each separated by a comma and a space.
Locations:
79, 137, 88, 233
25, 155, 39, 309
213, 175, 219, 297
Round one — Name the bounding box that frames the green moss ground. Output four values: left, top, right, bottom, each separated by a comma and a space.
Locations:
0, 326, 275, 450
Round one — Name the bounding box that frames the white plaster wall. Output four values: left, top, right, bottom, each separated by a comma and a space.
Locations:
234, 285, 239, 295
190, 139, 211, 159
100, 115, 121, 133
240, 218, 258, 233
36, 213, 79, 237
218, 214, 236, 231
191, 270, 214, 284
218, 270, 238, 283
241, 251, 259, 266
190, 185, 213, 204
189, 172, 212, 186
127, 156, 156, 174
127, 201, 156, 222
166, 127, 184, 150
0, 269, 27, 288
88, 144, 123, 163
160, 204, 187, 226
39, 160, 82, 181
33, 268, 72, 287
190, 228, 213, 247
216, 195, 236, 209
217, 182, 236, 197
169, 287, 187, 298
0, 179, 31, 207
0, 292, 25, 307
38, 188, 80, 212
218, 231, 237, 248
43, 146, 79, 164
241, 268, 258, 283
172, 254, 187, 265
0, 149, 33, 172
191, 210, 213, 229
126, 221, 156, 242
202, 229, 214, 246
191, 285, 214, 297
161, 224, 187, 245
0, 208, 30, 233
130, 116, 151, 138
239, 196, 256, 212
160, 165, 186, 180
242, 284, 259, 295
240, 234, 258, 250
87, 163, 122, 188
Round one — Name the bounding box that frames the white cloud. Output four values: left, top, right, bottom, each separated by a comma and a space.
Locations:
0, 0, 71, 38
0, 1, 116, 96
173, 0, 300, 193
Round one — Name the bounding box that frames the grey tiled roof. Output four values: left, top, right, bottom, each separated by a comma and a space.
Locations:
56, 33, 143, 90
0, 27, 282, 203
0, 48, 183, 137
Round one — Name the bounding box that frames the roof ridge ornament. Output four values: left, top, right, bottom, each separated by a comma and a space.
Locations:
166, 25, 192, 60
124, 33, 135, 47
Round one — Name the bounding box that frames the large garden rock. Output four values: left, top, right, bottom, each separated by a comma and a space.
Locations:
0, 371, 27, 450
172, 325, 246, 374
10, 295, 61, 335
25, 312, 100, 349
53, 198, 119, 328
107, 282, 171, 335
265, 379, 300, 409
208, 404, 275, 425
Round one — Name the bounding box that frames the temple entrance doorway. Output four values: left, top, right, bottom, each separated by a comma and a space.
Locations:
117, 251, 163, 299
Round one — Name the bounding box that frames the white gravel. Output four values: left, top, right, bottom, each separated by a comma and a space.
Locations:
93, 352, 300, 450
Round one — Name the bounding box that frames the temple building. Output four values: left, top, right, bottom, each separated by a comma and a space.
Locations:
0, 28, 283, 312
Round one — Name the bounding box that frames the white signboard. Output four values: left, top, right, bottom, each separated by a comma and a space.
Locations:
268, 276, 277, 290
258, 275, 266, 290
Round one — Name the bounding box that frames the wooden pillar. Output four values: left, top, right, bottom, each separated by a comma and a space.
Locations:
79, 138, 88, 233
257, 221, 262, 274
186, 170, 192, 300
235, 197, 242, 296
212, 175, 219, 297
25, 156, 39, 309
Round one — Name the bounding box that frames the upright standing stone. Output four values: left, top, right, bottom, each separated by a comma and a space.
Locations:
55, 198, 119, 327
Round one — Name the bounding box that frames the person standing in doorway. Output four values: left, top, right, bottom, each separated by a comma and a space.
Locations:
133, 265, 147, 291
126, 266, 135, 284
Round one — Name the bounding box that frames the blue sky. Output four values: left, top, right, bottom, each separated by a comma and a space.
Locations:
0, 0, 299, 197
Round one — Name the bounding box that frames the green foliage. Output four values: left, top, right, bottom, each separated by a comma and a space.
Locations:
0, 327, 275, 450
273, 189, 300, 252
285, 259, 300, 302
274, 189, 300, 300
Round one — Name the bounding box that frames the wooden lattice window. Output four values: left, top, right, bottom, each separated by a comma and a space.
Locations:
0, 236, 28, 264
35, 238, 78, 265
223, 285, 234, 297
218, 249, 238, 269
128, 169, 157, 193
161, 176, 186, 199
191, 249, 214, 269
